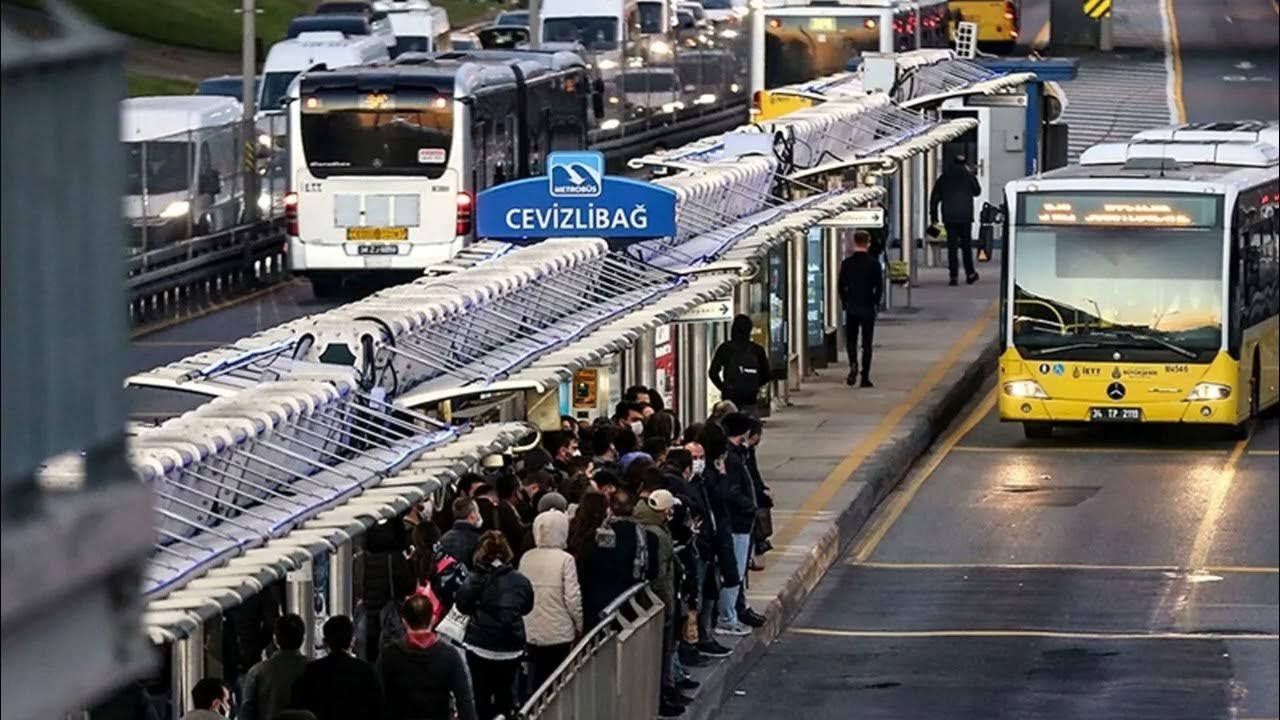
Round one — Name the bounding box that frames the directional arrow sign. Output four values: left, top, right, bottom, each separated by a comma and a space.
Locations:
676, 299, 735, 324
1235, 60, 1256, 70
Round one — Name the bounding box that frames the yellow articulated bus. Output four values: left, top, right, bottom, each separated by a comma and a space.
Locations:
947, 0, 1020, 51
1000, 121, 1280, 439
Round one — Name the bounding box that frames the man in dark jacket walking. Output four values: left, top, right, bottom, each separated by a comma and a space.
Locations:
930, 154, 983, 286
377, 595, 478, 720
837, 230, 884, 388
291, 615, 385, 720
241, 614, 310, 720
709, 315, 771, 414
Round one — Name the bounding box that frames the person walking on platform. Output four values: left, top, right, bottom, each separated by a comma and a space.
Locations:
930, 154, 983, 286
291, 615, 385, 720
241, 614, 310, 720
837, 231, 883, 388
377, 594, 477, 720
709, 315, 770, 415
179, 678, 230, 720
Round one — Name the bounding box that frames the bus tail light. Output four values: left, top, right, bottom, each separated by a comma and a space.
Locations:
455, 191, 473, 236
284, 192, 299, 236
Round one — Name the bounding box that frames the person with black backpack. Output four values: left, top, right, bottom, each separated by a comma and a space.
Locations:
708, 315, 770, 414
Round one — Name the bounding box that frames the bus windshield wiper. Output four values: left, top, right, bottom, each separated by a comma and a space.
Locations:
1026, 342, 1106, 356
1097, 330, 1198, 359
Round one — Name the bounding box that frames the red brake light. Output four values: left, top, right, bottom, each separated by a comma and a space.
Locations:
284, 191, 299, 236
456, 191, 473, 236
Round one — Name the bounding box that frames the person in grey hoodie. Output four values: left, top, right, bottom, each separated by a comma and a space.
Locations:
518, 509, 585, 689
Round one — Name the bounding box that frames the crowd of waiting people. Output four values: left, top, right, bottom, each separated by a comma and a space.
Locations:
96, 379, 776, 720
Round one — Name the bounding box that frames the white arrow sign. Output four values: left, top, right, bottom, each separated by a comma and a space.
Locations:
1235, 60, 1256, 70
676, 300, 734, 324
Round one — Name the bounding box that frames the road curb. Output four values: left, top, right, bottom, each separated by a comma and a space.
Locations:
683, 337, 1000, 720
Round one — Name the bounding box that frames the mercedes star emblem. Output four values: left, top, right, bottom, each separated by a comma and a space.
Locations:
1106, 382, 1126, 401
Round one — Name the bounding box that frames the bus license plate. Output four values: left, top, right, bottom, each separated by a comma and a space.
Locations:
346, 226, 408, 241
356, 244, 399, 256
1089, 407, 1142, 422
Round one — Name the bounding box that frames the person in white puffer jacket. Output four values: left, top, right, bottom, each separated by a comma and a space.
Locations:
519, 509, 584, 690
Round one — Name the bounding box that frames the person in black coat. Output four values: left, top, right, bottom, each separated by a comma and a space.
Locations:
575, 489, 659, 628
708, 314, 771, 413
455, 531, 535, 720
438, 497, 485, 570
377, 595, 477, 720
930, 154, 983, 286
291, 616, 385, 720
837, 230, 884, 388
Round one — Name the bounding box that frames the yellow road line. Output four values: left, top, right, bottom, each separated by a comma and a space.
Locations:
1188, 437, 1251, 571
849, 389, 998, 564
1179, 435, 1251, 631
952, 445, 1226, 455
770, 301, 998, 551
1164, 0, 1188, 123
1033, 21, 1050, 49
790, 627, 1279, 641
130, 279, 302, 340
848, 560, 1279, 574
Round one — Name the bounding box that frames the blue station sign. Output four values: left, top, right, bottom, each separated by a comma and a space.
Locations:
475, 151, 678, 241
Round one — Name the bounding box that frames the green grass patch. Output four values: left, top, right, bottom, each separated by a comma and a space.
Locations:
126, 73, 198, 97
6, 0, 500, 53
8, 0, 311, 54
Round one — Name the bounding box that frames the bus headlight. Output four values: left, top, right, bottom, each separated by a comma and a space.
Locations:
1185, 382, 1231, 401
598, 58, 618, 70
649, 40, 671, 57
159, 200, 191, 219
1003, 380, 1049, 399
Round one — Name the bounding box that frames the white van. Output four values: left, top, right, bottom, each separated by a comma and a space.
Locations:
258, 32, 390, 113
385, 6, 451, 55
120, 96, 244, 248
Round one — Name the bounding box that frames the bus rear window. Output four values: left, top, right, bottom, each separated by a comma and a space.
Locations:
764, 15, 879, 89
300, 88, 452, 178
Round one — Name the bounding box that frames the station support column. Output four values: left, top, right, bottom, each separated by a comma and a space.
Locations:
286, 557, 316, 656
329, 537, 353, 618
171, 628, 205, 717
787, 233, 807, 390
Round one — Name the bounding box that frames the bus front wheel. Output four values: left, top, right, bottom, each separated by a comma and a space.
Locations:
1022, 422, 1053, 440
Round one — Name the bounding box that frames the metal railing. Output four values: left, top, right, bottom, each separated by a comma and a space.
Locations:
518, 584, 666, 720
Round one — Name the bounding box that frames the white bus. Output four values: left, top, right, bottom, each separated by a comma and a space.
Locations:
750, 0, 949, 94
286, 50, 595, 295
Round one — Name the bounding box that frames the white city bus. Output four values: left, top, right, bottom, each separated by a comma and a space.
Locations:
286, 50, 594, 295
749, 0, 949, 94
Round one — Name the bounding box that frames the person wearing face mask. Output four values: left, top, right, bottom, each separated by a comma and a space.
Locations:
180, 678, 230, 719
614, 400, 647, 436
439, 497, 485, 571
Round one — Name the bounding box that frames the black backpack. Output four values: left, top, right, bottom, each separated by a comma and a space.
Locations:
721, 342, 762, 399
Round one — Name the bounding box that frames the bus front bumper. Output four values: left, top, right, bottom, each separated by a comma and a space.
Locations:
998, 394, 1237, 425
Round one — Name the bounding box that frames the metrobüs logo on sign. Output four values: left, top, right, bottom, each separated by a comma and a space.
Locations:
548, 152, 603, 198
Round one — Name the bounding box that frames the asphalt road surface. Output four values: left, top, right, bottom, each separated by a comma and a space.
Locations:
721, 4, 1279, 717
719, 388, 1279, 720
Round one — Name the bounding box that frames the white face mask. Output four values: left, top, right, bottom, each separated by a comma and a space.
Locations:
691, 458, 706, 476
630, 421, 644, 436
